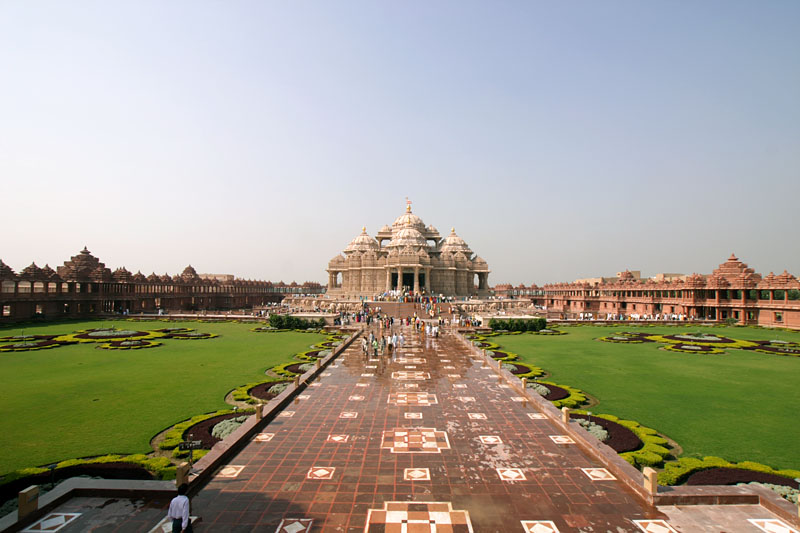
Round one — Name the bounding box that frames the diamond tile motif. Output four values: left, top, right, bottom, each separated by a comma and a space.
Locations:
380, 428, 451, 453
581, 468, 616, 481
448, 373, 461, 378
549, 435, 575, 444
253, 432, 274, 442
458, 396, 476, 402
468, 413, 487, 420
326, 434, 349, 443
403, 383, 419, 389
278, 411, 295, 418
356, 383, 369, 387
306, 466, 335, 480
296, 394, 310, 400
365, 501, 473, 532
320, 372, 331, 377
511, 396, 527, 402
391, 371, 430, 380
361, 373, 374, 377
397, 357, 424, 363
454, 383, 467, 389
388, 392, 438, 406
443, 365, 456, 369
22, 513, 81, 532
440, 359, 451, 362
403, 467, 431, 481
275, 518, 313, 533
633, 520, 679, 533
216, 465, 245, 478
404, 412, 423, 419
479, 435, 503, 444
749, 519, 800, 533
339, 411, 358, 419
348, 395, 365, 401
527, 413, 547, 420
147, 515, 199, 533
497, 467, 526, 481
404, 365, 417, 369
521, 521, 561, 533
309, 383, 321, 387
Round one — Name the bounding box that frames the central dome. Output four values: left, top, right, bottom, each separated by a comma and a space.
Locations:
386, 227, 428, 248
392, 204, 426, 232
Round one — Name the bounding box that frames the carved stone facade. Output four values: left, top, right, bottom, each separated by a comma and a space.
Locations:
326, 204, 490, 298
0, 247, 324, 322
494, 255, 800, 329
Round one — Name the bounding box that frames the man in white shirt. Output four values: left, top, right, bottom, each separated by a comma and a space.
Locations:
167, 483, 192, 532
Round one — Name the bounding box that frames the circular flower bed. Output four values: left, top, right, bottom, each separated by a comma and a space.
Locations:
598, 335, 654, 344
252, 326, 279, 332
531, 329, 566, 335
154, 327, 193, 334
161, 331, 217, 340
98, 339, 161, 350
661, 343, 725, 354
744, 341, 800, 356
661, 333, 740, 344
66, 329, 153, 342
0, 334, 58, 342
0, 339, 64, 352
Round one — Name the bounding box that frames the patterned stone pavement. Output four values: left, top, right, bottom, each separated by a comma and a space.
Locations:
24, 326, 799, 532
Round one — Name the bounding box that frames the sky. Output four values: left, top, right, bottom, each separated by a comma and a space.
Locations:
1, 1, 798, 285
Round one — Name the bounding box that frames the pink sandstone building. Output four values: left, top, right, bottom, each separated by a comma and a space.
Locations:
494, 255, 800, 329
0, 247, 323, 322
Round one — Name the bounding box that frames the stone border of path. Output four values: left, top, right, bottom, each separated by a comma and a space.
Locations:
0, 329, 361, 533
455, 331, 800, 528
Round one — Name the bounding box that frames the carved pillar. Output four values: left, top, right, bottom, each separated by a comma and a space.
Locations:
396, 268, 402, 292
385, 269, 391, 292
413, 266, 420, 294
425, 268, 431, 293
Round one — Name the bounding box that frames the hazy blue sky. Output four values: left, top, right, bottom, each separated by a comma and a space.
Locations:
1, 1, 798, 285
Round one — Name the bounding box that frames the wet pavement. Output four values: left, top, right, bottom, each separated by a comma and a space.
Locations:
21, 326, 800, 532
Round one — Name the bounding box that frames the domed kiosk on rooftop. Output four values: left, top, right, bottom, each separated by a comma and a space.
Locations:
327, 201, 490, 297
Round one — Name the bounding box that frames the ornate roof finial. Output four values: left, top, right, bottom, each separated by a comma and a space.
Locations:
362, 226, 367, 232
406, 197, 412, 212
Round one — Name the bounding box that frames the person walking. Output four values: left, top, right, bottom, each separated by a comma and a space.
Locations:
167, 483, 193, 532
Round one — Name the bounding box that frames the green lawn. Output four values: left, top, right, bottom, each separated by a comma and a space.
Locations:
0, 320, 325, 475
493, 325, 800, 471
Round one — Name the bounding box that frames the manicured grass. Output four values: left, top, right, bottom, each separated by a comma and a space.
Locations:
0, 320, 325, 475
493, 325, 800, 471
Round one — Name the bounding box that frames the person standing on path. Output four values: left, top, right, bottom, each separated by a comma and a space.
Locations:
167, 483, 193, 532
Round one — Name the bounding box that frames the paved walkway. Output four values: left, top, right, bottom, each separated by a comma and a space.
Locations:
22, 326, 799, 532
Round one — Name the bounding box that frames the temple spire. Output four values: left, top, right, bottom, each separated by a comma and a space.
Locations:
406, 197, 412, 212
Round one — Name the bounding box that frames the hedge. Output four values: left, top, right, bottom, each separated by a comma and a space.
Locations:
489, 318, 547, 332
268, 314, 326, 330
0, 454, 176, 487
659, 456, 800, 486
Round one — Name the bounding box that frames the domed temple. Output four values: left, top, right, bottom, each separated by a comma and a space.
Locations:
326, 203, 490, 298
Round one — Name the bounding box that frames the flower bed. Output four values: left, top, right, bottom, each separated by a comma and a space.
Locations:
65, 329, 154, 342
0, 455, 173, 508
160, 331, 217, 340
661, 343, 725, 355
500, 361, 545, 378
98, 339, 161, 350
659, 456, 800, 487
597, 334, 654, 344
248, 380, 293, 401
571, 414, 643, 453
744, 341, 800, 356
533, 381, 585, 408
686, 467, 800, 489
0, 339, 65, 352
